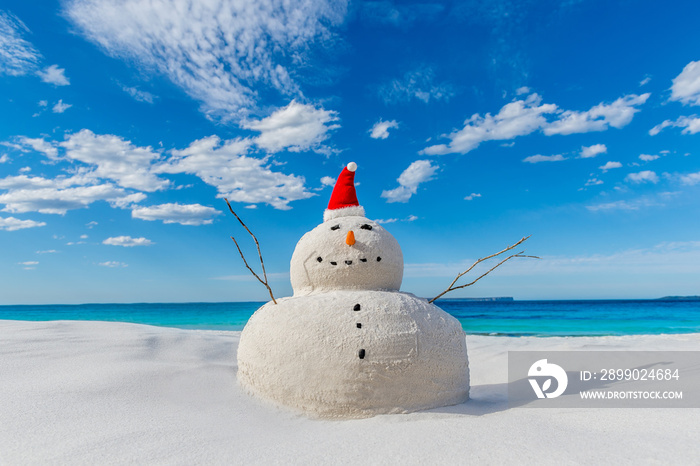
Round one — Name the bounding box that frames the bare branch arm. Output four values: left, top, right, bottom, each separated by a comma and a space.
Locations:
428, 236, 539, 304
225, 199, 277, 304
224, 199, 271, 284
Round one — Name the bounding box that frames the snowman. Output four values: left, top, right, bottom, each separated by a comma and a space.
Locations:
237, 162, 469, 418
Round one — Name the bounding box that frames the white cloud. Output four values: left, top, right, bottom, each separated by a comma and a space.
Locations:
625, 170, 659, 184
369, 119, 399, 139
0, 174, 145, 214
0, 11, 41, 76
599, 161, 622, 171
580, 144, 607, 158
17, 136, 59, 159
544, 94, 650, 136
52, 100, 72, 113
122, 85, 155, 103
9, 127, 317, 214
357, 2, 444, 27
649, 120, 671, 136
99, 261, 128, 268
422, 94, 557, 155
464, 193, 481, 200
36, 249, 58, 254
375, 215, 418, 224
131, 203, 220, 225
38, 100, 47, 107
64, 0, 347, 120
381, 160, 438, 203
160, 135, 313, 210
515, 86, 530, 95
242, 101, 339, 154
586, 200, 644, 212
103, 236, 154, 247
679, 172, 700, 186
649, 116, 700, 136
585, 193, 677, 212
320, 176, 335, 187
0, 216, 46, 231
423, 93, 650, 155
19, 260, 39, 269
37, 64, 70, 86
60, 129, 168, 192
14, 130, 172, 195
670, 60, 700, 106
523, 154, 566, 163
639, 154, 660, 162
585, 178, 603, 186
378, 65, 454, 104
0, 154, 8, 163
639, 76, 651, 87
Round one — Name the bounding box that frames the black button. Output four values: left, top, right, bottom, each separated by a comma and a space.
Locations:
356, 323, 362, 328
358, 349, 365, 359
353, 304, 361, 311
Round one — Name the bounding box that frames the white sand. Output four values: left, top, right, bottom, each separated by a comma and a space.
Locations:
1, 320, 698, 465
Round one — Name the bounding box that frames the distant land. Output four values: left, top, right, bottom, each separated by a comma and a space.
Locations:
437, 297, 514, 302
655, 296, 700, 301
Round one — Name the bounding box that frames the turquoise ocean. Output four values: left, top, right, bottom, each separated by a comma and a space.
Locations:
1, 299, 699, 337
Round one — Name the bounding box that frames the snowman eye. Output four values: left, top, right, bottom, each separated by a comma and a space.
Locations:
360, 224, 372, 230
330, 225, 340, 231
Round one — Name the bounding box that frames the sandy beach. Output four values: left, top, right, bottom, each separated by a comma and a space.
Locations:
1, 320, 698, 464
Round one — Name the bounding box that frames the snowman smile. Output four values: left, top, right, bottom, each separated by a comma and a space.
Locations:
319, 256, 380, 266
325, 258, 365, 266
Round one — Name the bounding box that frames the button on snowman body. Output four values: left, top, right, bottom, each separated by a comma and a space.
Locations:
237, 163, 469, 418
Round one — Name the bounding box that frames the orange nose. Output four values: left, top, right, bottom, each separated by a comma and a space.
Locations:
346, 230, 355, 246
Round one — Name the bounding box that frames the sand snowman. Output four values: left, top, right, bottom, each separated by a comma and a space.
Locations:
237, 163, 469, 418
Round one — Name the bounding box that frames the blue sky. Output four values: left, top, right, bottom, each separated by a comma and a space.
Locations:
1, 0, 700, 304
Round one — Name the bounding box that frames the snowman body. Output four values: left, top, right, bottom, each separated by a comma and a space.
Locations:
237, 211, 470, 418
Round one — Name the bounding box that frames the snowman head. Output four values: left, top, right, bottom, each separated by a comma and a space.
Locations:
290, 163, 403, 295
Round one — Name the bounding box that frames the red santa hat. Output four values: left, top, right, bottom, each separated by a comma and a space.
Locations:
324, 162, 365, 222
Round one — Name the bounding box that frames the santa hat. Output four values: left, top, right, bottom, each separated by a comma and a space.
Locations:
324, 162, 365, 222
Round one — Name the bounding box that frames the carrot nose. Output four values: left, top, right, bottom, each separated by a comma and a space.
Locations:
346, 230, 356, 246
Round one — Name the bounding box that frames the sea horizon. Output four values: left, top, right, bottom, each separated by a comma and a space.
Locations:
3, 295, 699, 306
2, 298, 698, 337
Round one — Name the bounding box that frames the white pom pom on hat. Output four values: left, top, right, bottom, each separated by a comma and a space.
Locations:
324, 162, 365, 222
